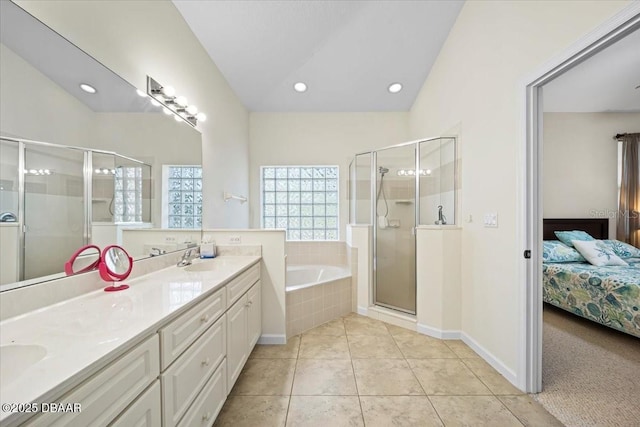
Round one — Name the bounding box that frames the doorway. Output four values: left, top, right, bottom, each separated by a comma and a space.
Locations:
523, 2, 640, 395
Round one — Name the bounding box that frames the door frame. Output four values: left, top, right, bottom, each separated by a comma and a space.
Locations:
520, 4, 640, 392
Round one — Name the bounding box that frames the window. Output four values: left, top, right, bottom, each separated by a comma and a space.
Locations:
163, 165, 203, 229
114, 166, 143, 223
261, 166, 339, 240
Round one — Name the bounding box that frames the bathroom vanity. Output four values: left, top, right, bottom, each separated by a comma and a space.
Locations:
0, 256, 261, 427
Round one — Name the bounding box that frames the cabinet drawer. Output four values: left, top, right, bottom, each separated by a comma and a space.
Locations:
177, 360, 226, 427
226, 263, 260, 306
27, 335, 159, 427
110, 380, 161, 427
162, 315, 226, 426
160, 287, 226, 370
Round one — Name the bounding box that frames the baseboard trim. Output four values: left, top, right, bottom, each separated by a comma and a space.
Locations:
416, 323, 461, 340
460, 332, 519, 387
257, 334, 287, 345
357, 306, 368, 316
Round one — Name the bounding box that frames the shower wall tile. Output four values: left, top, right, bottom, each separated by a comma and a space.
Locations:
286, 241, 348, 266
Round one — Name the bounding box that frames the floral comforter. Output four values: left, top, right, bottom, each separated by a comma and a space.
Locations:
543, 258, 640, 338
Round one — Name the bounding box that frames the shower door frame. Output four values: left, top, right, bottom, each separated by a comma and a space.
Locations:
357, 137, 447, 316
2, 135, 151, 282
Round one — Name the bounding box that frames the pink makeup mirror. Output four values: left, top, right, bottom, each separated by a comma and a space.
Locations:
99, 245, 133, 292
65, 245, 101, 276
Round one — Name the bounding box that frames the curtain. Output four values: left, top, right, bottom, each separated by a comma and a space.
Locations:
617, 133, 640, 247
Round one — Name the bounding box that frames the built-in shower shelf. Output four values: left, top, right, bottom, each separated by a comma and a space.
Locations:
394, 200, 414, 204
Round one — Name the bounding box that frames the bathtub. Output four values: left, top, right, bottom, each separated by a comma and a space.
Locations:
286, 264, 351, 291
285, 264, 353, 337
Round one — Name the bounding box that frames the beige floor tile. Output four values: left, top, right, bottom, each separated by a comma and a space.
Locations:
344, 316, 390, 336
462, 358, 524, 395
352, 358, 424, 395
250, 335, 300, 359
286, 396, 364, 427
292, 359, 357, 395
230, 358, 296, 396
498, 395, 564, 427
348, 334, 403, 358
393, 334, 458, 359
213, 396, 288, 427
408, 359, 491, 395
445, 340, 480, 358
430, 395, 524, 427
304, 318, 346, 336
299, 334, 351, 359
360, 396, 444, 427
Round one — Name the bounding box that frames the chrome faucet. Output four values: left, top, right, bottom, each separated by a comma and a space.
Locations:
150, 247, 166, 257
435, 205, 447, 225
177, 248, 197, 267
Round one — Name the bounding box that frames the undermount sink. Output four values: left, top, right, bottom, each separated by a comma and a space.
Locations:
1, 344, 47, 385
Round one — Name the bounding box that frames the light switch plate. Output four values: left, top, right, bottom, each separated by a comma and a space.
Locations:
483, 213, 498, 227
229, 235, 241, 244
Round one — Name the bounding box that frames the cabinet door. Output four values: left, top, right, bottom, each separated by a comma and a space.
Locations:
247, 281, 261, 351
226, 294, 248, 393
110, 380, 161, 427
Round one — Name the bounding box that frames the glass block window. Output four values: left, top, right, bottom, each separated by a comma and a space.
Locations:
261, 166, 339, 240
114, 166, 142, 223
165, 166, 203, 229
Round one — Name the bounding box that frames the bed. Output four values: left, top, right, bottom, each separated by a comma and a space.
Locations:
542, 218, 640, 338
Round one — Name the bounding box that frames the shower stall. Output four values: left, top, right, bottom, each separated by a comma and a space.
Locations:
0, 136, 151, 285
349, 137, 457, 315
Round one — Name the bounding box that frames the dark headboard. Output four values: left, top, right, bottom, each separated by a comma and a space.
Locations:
543, 218, 609, 240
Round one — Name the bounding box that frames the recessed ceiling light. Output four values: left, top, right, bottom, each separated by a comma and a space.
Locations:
388, 83, 402, 94
80, 83, 97, 94
294, 82, 307, 93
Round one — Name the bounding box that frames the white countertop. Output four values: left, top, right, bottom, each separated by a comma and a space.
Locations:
0, 255, 260, 424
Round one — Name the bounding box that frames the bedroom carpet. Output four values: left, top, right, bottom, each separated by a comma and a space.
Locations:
534, 305, 640, 427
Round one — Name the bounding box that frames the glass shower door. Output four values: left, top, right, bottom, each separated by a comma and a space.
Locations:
23, 145, 86, 280
374, 144, 416, 314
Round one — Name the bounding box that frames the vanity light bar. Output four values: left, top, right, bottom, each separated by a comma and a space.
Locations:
23, 169, 53, 176
397, 169, 431, 176
146, 76, 206, 127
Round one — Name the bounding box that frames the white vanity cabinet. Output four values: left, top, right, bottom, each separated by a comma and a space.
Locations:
25, 335, 160, 427
161, 262, 261, 426
6, 259, 262, 427
227, 281, 262, 392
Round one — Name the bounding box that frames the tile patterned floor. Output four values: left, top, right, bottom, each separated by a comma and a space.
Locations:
214, 314, 563, 426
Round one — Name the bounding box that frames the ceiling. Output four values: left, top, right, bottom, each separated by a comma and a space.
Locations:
173, 0, 464, 112
543, 27, 640, 113
0, 0, 154, 113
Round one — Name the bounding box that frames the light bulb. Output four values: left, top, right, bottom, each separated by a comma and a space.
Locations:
136, 89, 147, 97
44, 170, 51, 175
196, 112, 207, 122
186, 105, 198, 115
150, 98, 161, 107
388, 83, 402, 93
425, 169, 432, 175
38, 169, 44, 175
80, 83, 97, 94
95, 168, 101, 174
408, 169, 415, 176
294, 82, 307, 93
29, 169, 37, 174
162, 85, 176, 97
176, 96, 188, 107
163, 107, 172, 115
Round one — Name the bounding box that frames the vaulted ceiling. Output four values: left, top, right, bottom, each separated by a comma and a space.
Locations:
173, 0, 464, 112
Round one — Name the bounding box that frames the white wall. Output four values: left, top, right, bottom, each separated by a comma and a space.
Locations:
16, 0, 250, 229
249, 113, 409, 237
408, 0, 631, 381
543, 112, 640, 238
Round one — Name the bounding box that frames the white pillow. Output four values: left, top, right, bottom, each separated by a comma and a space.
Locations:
572, 240, 628, 267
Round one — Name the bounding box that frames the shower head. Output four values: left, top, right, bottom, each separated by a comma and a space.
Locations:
378, 166, 389, 175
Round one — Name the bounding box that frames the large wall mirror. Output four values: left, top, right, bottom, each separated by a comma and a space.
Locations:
0, 1, 203, 291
